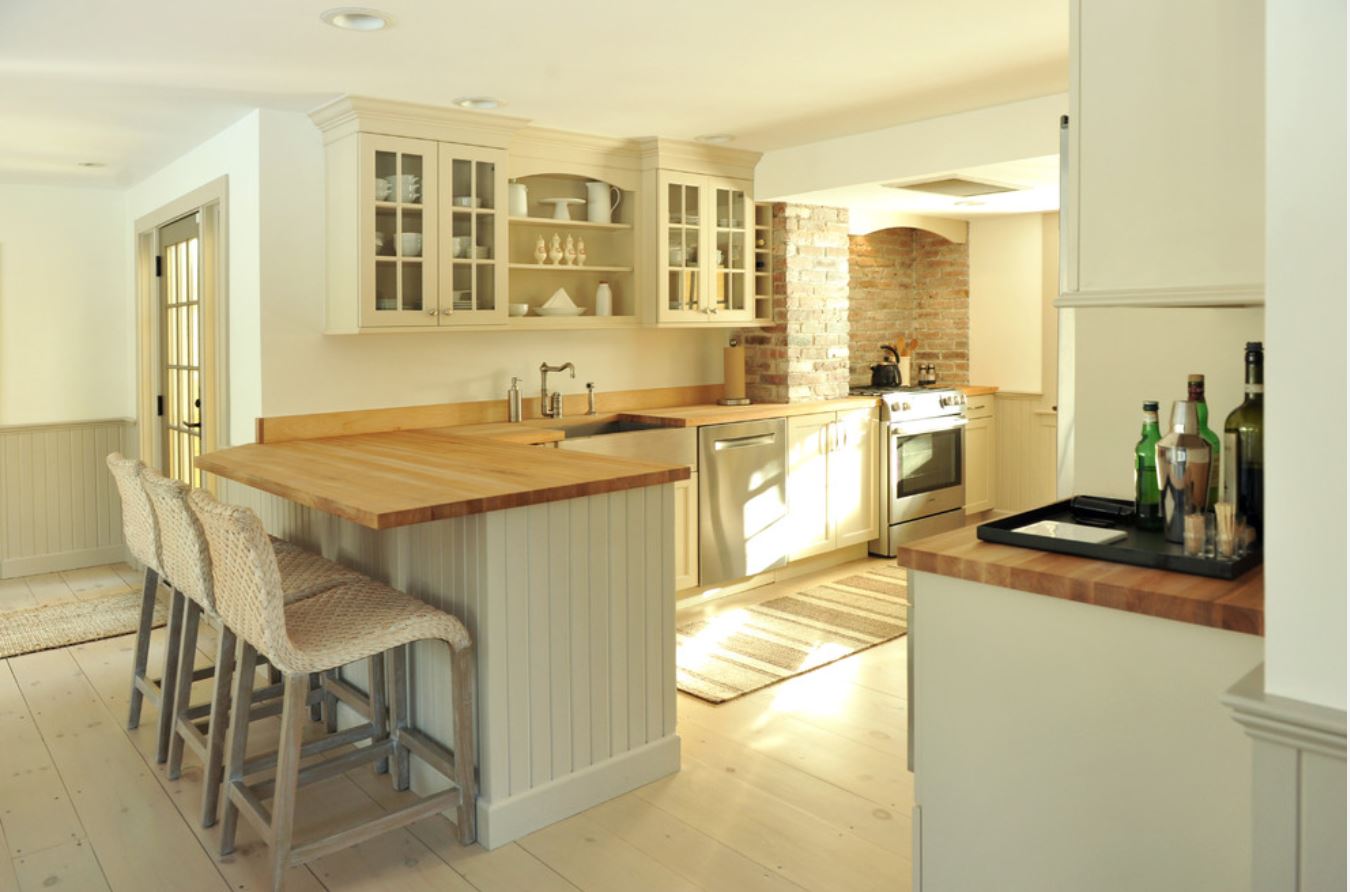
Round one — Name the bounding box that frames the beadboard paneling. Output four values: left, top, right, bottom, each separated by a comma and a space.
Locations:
0, 419, 134, 578
993, 394, 1058, 513
220, 478, 678, 848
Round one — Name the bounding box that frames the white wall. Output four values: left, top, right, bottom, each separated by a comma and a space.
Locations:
0, 185, 130, 425
968, 214, 1045, 393
1262, 0, 1347, 711
254, 110, 725, 420
126, 110, 263, 447
1071, 307, 1265, 499
756, 94, 1067, 202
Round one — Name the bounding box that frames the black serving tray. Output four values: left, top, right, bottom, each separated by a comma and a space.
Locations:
977, 497, 1262, 580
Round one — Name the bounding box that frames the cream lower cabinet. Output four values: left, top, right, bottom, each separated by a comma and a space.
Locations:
964, 395, 996, 513
787, 408, 879, 560
674, 473, 699, 592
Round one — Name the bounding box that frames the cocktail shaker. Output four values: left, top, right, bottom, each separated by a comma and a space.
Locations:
1156, 400, 1212, 543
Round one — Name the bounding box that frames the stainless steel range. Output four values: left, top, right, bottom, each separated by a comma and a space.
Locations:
851, 386, 968, 556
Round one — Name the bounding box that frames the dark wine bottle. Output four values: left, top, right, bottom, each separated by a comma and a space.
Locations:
1223, 342, 1264, 542
1134, 400, 1163, 530
1188, 374, 1221, 507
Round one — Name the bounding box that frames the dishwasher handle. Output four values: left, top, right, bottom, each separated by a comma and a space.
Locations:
712, 432, 778, 451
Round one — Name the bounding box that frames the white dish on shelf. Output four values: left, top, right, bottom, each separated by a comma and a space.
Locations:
534, 306, 587, 317
540, 197, 586, 220
509, 303, 529, 317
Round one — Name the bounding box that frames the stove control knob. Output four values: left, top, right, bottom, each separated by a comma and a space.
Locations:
901, 402, 912, 412
939, 396, 950, 407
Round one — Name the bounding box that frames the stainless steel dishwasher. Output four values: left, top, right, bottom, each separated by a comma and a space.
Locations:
698, 418, 788, 586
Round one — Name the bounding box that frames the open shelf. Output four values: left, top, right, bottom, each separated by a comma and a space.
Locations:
509, 263, 633, 273
507, 315, 638, 330
509, 217, 632, 231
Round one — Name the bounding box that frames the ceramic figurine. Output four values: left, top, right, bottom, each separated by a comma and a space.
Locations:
564, 234, 577, 266
533, 235, 547, 264
547, 234, 564, 265
576, 238, 587, 267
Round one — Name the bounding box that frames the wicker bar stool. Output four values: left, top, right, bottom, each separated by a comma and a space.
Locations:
190, 491, 477, 891
141, 469, 363, 828
107, 452, 193, 764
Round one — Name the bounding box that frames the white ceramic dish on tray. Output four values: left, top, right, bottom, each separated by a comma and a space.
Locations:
534, 306, 587, 317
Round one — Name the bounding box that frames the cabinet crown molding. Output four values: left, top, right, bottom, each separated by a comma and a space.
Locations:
637, 137, 760, 181
310, 95, 532, 148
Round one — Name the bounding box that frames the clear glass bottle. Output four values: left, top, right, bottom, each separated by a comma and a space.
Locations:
1134, 400, 1163, 530
1187, 374, 1221, 507
1223, 342, 1264, 543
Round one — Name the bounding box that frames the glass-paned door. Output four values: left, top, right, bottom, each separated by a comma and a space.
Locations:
658, 173, 706, 322
159, 213, 203, 486
711, 181, 753, 321
362, 134, 439, 327
439, 144, 506, 325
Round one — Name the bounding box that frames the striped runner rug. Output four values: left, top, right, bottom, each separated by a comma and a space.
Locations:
676, 563, 908, 704
0, 592, 166, 660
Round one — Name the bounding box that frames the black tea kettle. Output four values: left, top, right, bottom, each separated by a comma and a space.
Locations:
871, 345, 902, 389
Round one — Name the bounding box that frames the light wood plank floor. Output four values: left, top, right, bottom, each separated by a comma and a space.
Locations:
0, 559, 910, 892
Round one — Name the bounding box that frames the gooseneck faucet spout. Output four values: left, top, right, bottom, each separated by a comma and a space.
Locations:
540, 361, 576, 418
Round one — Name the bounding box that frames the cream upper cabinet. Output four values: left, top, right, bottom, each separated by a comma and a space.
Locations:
362, 134, 439, 328
654, 172, 755, 324
787, 407, 880, 560
1065, 0, 1263, 301
786, 413, 835, 560
831, 407, 879, 548
438, 143, 508, 326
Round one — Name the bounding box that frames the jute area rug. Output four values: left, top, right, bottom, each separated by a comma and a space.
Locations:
676, 563, 908, 704
0, 592, 167, 660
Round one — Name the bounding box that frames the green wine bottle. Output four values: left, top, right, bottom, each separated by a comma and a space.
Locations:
1188, 374, 1221, 507
1223, 342, 1264, 543
1134, 400, 1163, 530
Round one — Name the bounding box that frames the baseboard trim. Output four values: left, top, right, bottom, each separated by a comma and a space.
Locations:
477, 735, 681, 849
1, 545, 130, 580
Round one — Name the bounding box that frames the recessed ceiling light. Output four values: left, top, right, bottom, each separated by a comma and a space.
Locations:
954, 199, 986, 207
77, 161, 106, 168
695, 134, 734, 145
453, 97, 502, 111
320, 7, 390, 31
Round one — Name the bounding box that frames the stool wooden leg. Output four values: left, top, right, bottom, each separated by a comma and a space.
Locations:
127, 567, 159, 730
322, 670, 339, 733
201, 626, 237, 828
270, 674, 308, 892
368, 655, 389, 775
268, 664, 283, 685
220, 641, 258, 857
155, 589, 186, 764
452, 645, 478, 845
167, 600, 202, 780
308, 673, 323, 722
389, 646, 410, 791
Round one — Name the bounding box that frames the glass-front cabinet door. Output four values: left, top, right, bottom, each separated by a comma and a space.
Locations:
361, 134, 439, 327
438, 143, 507, 325
658, 171, 707, 322
709, 179, 754, 322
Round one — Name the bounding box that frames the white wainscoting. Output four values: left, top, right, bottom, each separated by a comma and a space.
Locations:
220, 479, 679, 848
0, 419, 135, 578
1224, 667, 1348, 892
992, 393, 1058, 513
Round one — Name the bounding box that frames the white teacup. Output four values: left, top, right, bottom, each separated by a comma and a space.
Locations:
400, 233, 424, 257
374, 231, 386, 252
374, 179, 391, 201
451, 236, 471, 258
396, 174, 421, 202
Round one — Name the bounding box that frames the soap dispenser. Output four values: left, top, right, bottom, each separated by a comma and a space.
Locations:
508, 377, 523, 423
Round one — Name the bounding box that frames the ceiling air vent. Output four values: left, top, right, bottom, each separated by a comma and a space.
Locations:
882, 177, 1017, 198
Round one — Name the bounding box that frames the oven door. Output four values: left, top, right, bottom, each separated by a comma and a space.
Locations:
889, 416, 967, 522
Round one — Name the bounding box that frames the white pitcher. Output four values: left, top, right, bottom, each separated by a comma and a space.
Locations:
508, 181, 529, 217
586, 181, 621, 224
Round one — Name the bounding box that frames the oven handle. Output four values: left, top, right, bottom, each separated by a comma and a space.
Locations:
889, 416, 968, 438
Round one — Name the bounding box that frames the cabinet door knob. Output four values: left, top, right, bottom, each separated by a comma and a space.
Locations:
426, 309, 438, 316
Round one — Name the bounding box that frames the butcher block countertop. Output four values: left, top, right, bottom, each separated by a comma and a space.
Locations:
961, 385, 999, 397
197, 428, 687, 529
618, 396, 880, 428
896, 525, 1264, 635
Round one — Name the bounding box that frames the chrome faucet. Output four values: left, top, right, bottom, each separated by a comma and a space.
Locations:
539, 362, 576, 418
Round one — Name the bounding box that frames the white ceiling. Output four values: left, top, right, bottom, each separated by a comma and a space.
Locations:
0, 0, 1067, 187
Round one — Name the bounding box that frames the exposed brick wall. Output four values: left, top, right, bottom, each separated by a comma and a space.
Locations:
742, 203, 850, 402
847, 228, 969, 387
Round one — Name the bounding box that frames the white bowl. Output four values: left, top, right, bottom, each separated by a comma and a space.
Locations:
509, 303, 529, 317
399, 233, 424, 257
535, 306, 587, 317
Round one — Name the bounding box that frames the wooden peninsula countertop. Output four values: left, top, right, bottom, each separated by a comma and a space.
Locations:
896, 524, 1264, 635
197, 428, 688, 530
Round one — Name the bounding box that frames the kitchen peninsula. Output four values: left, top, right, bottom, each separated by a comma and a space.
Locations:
197, 420, 689, 849
897, 527, 1264, 892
